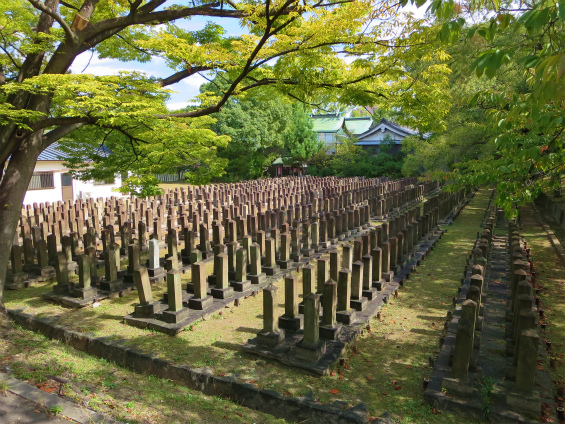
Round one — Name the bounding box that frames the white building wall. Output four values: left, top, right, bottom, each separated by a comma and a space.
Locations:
23, 161, 124, 206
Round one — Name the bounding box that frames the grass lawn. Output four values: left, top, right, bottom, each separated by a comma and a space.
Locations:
2, 189, 493, 423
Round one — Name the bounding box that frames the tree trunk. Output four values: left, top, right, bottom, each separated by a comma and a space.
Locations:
0, 132, 44, 305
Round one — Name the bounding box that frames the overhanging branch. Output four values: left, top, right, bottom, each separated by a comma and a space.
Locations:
27, 0, 75, 43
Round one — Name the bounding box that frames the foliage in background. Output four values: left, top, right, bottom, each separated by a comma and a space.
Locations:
405, 0, 565, 216
308, 136, 405, 179
0, 0, 453, 301
283, 102, 322, 167
201, 83, 320, 181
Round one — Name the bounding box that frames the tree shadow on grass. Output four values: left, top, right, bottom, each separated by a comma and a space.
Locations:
212, 340, 244, 351
235, 326, 259, 334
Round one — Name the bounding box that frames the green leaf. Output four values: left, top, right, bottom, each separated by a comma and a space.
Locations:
558, 3, 565, 21
522, 55, 541, 68
467, 27, 476, 39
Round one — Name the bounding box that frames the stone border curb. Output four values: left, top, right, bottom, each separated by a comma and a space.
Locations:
5, 310, 369, 424
0, 372, 119, 424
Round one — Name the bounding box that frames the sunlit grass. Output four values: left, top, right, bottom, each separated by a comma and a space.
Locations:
3, 190, 492, 423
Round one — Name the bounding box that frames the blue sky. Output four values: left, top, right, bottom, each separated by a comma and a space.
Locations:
69, 4, 427, 110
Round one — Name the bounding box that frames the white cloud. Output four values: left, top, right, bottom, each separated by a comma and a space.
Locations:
182, 73, 208, 88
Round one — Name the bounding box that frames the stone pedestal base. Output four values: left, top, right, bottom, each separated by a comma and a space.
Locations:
231, 280, 251, 292
148, 267, 165, 277
278, 314, 303, 331
336, 309, 356, 325
134, 301, 163, 318
161, 308, 190, 324
188, 295, 213, 310
211, 286, 234, 299
319, 241, 330, 249
382, 271, 394, 282
70, 286, 98, 299
207, 275, 217, 286
290, 253, 303, 262
319, 323, 342, 340
7, 272, 28, 285
181, 255, 192, 265
372, 279, 385, 291
350, 297, 368, 311
262, 265, 280, 276
506, 390, 541, 415
301, 248, 315, 257
257, 329, 285, 348
277, 259, 293, 270
249, 273, 266, 285
362, 287, 378, 300
293, 339, 326, 363
27, 265, 56, 278
100, 279, 123, 292
53, 284, 70, 294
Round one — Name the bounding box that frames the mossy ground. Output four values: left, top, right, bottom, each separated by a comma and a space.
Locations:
2, 189, 498, 423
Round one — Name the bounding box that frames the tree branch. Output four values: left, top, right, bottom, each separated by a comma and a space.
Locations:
159, 66, 213, 87
60, 0, 79, 10
41, 122, 84, 147
32, 116, 97, 131
26, 0, 75, 43
80, 2, 241, 53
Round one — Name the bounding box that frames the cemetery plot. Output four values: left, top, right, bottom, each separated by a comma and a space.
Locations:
5, 176, 478, 422
426, 194, 558, 423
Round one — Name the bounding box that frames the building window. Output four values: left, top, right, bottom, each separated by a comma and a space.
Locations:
93, 177, 115, 185
28, 172, 55, 190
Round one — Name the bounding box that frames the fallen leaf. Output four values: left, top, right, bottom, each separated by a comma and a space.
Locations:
249, 380, 257, 384
330, 371, 336, 377
366, 377, 372, 381
392, 379, 397, 385
235, 412, 243, 417
406, 365, 412, 369
395, 386, 402, 390
330, 389, 340, 394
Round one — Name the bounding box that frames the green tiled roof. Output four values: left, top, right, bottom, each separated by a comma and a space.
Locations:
311, 115, 344, 133
344, 117, 373, 135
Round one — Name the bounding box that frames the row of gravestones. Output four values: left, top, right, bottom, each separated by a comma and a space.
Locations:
18, 176, 428, 238
450, 214, 494, 377
8, 177, 440, 295
124, 187, 452, 334
450, 216, 539, 395
248, 191, 467, 366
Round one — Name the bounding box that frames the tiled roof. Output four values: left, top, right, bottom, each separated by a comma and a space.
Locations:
38, 142, 112, 161
311, 115, 344, 133
344, 117, 373, 135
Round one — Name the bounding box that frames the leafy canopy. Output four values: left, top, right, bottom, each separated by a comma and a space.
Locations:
1, 0, 453, 195
406, 0, 565, 215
